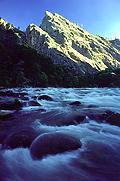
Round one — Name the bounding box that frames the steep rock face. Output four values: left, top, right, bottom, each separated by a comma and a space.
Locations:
0, 18, 26, 45
26, 24, 95, 75
110, 39, 120, 51
0, 13, 120, 76
26, 11, 120, 75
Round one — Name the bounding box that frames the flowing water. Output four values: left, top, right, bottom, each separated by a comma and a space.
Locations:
0, 88, 120, 181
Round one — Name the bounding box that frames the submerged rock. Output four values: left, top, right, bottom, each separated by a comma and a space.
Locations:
28, 101, 41, 106
0, 111, 13, 120
88, 113, 106, 122
0, 98, 22, 110
0, 90, 27, 98
105, 111, 120, 126
38, 95, 53, 101
88, 111, 120, 126
3, 128, 38, 149
40, 111, 86, 126
0, 90, 15, 97
30, 132, 81, 159
21, 96, 29, 101
32, 96, 37, 99
69, 101, 81, 106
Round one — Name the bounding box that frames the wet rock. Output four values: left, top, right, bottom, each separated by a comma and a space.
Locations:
105, 111, 120, 126
88, 113, 106, 122
35, 109, 46, 113
0, 98, 22, 110
69, 101, 81, 106
40, 111, 86, 126
30, 132, 81, 159
0, 90, 28, 98
32, 96, 37, 99
3, 128, 38, 149
0, 90, 14, 97
21, 96, 29, 101
28, 101, 41, 107
0, 111, 13, 120
87, 105, 98, 108
19, 92, 28, 97
0, 91, 17, 97
88, 111, 120, 126
38, 95, 53, 101
35, 89, 41, 91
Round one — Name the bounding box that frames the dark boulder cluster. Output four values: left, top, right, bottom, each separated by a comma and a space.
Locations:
0, 89, 120, 162
88, 110, 120, 126
0, 98, 22, 110
39, 111, 86, 126
38, 95, 53, 101
0, 90, 28, 98
3, 128, 38, 149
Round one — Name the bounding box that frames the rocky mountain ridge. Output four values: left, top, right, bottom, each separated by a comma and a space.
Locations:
0, 17, 26, 45
0, 12, 120, 76
26, 11, 120, 75
110, 38, 120, 51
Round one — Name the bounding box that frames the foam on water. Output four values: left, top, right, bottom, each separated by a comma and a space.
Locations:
1, 121, 120, 181
0, 88, 120, 180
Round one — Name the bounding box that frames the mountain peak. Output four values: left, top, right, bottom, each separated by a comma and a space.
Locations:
26, 11, 120, 75
45, 11, 53, 17
0, 17, 14, 30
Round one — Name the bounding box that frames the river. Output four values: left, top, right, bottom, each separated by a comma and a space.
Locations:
0, 88, 120, 181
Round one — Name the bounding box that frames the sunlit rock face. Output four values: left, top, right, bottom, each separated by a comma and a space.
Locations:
0, 12, 120, 76
26, 24, 93, 75
0, 18, 26, 45
26, 11, 120, 75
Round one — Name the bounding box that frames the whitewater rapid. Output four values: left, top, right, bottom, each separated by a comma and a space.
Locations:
0, 88, 120, 181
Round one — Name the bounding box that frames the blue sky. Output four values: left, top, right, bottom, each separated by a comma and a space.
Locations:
0, 0, 120, 39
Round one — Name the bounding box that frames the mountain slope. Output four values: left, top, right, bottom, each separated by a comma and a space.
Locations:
26, 11, 120, 75
0, 13, 120, 87
0, 18, 26, 45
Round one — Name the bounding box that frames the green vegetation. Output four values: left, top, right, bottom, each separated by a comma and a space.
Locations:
94, 68, 120, 87
0, 41, 119, 88
0, 42, 93, 87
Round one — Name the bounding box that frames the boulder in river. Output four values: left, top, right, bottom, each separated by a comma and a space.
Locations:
0, 111, 13, 120
0, 98, 22, 110
88, 111, 120, 126
30, 132, 82, 159
38, 95, 53, 101
69, 101, 81, 106
0, 90, 15, 97
0, 90, 27, 98
28, 101, 41, 106
3, 128, 38, 149
105, 111, 120, 126
40, 111, 86, 126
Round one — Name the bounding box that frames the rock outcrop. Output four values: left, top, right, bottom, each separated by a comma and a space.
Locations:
26, 11, 120, 75
0, 18, 26, 45
110, 39, 120, 51
0, 12, 120, 76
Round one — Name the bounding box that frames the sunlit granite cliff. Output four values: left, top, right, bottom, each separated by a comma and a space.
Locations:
26, 11, 120, 75
0, 13, 120, 87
